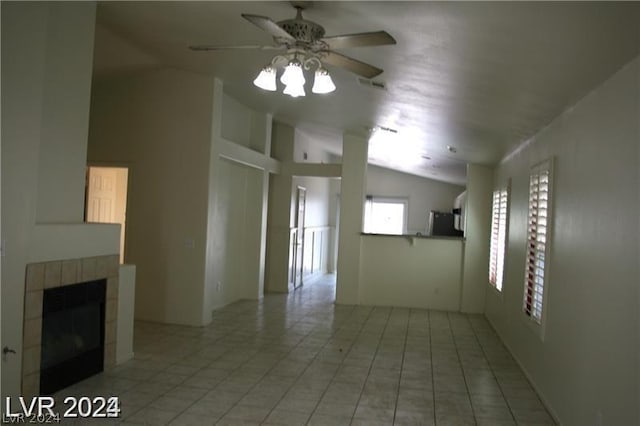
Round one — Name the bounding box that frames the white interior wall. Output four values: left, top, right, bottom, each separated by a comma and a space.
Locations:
291, 176, 331, 228
265, 123, 295, 293
206, 89, 271, 312
335, 133, 369, 304
221, 93, 253, 149
291, 130, 334, 278
460, 164, 492, 313
485, 57, 640, 426
34, 3, 96, 224
360, 236, 464, 310
366, 165, 465, 234
220, 92, 270, 154
93, 24, 159, 77
210, 158, 263, 307
327, 179, 341, 273
292, 127, 333, 229
1, 2, 99, 399
87, 68, 213, 326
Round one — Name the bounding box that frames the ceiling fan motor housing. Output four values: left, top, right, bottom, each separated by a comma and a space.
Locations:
278, 18, 325, 43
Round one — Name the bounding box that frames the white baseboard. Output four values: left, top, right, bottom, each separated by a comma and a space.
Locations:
484, 314, 562, 426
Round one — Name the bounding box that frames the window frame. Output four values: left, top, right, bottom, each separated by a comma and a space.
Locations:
489, 181, 510, 293
363, 195, 409, 235
522, 158, 554, 339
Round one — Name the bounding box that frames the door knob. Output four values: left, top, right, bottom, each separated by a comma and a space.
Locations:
2, 346, 16, 355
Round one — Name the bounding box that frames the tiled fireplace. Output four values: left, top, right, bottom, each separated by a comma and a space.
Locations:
22, 255, 119, 397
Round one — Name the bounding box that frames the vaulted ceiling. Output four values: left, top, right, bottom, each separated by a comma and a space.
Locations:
94, 1, 640, 185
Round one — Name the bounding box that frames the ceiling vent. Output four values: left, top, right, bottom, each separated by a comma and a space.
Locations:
357, 77, 387, 91
377, 125, 397, 134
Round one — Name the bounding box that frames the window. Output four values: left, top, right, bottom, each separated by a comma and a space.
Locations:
523, 159, 553, 324
364, 196, 407, 235
489, 185, 509, 291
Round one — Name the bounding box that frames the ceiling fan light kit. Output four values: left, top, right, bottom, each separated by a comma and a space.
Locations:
190, 4, 396, 99
253, 66, 277, 91
283, 80, 306, 98
312, 68, 336, 94
253, 54, 335, 97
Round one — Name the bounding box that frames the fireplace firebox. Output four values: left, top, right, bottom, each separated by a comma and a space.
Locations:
40, 279, 106, 395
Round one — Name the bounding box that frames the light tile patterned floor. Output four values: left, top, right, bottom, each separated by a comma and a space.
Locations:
56, 275, 555, 425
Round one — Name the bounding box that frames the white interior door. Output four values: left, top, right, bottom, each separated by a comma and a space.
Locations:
86, 167, 128, 263
87, 167, 117, 222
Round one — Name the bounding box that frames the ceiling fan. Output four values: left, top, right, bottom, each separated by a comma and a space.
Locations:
189, 3, 396, 95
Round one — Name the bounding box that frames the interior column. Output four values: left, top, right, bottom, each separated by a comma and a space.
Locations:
264, 123, 295, 293
336, 132, 368, 304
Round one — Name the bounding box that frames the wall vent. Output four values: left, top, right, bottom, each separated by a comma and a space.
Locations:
357, 77, 387, 91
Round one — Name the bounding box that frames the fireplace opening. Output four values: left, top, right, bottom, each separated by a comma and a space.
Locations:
40, 279, 106, 395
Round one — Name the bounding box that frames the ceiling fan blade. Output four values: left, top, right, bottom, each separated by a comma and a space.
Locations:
321, 31, 396, 49
321, 51, 384, 79
241, 14, 295, 41
189, 44, 284, 52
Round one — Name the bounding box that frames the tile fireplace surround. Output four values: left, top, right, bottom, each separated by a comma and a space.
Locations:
22, 254, 120, 397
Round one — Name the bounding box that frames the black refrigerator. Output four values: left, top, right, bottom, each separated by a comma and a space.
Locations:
428, 211, 464, 237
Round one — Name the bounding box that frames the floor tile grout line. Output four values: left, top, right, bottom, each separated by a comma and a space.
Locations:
392, 308, 411, 425
130, 280, 337, 424
123, 325, 261, 423
348, 306, 392, 425
57, 278, 554, 426
303, 305, 378, 425
210, 284, 350, 424
427, 310, 437, 426
466, 315, 521, 425
446, 312, 478, 425
118, 330, 240, 422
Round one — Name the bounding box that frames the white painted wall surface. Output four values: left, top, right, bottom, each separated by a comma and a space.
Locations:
485, 57, 639, 426
292, 128, 333, 226
221, 93, 253, 149
291, 177, 331, 229
206, 87, 271, 315
460, 164, 492, 313
116, 264, 136, 364
221, 92, 271, 154
265, 123, 295, 293
336, 133, 368, 304
34, 3, 96, 224
29, 224, 120, 263
88, 68, 213, 326
93, 24, 159, 77
366, 165, 465, 234
1, 2, 97, 401
291, 130, 335, 280
360, 236, 464, 310
210, 158, 263, 306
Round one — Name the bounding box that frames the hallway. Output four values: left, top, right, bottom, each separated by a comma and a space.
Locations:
57, 276, 554, 425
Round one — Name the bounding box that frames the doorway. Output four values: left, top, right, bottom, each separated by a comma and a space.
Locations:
85, 166, 129, 264
291, 186, 306, 290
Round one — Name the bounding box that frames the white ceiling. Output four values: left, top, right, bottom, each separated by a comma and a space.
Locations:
94, 1, 640, 185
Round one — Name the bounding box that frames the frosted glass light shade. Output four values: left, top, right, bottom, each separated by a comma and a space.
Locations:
280, 61, 305, 87
253, 66, 277, 91
311, 69, 336, 94
283, 82, 306, 97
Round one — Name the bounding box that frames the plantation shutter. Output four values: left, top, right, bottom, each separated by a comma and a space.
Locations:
489, 188, 508, 291
489, 191, 501, 286
523, 162, 551, 323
